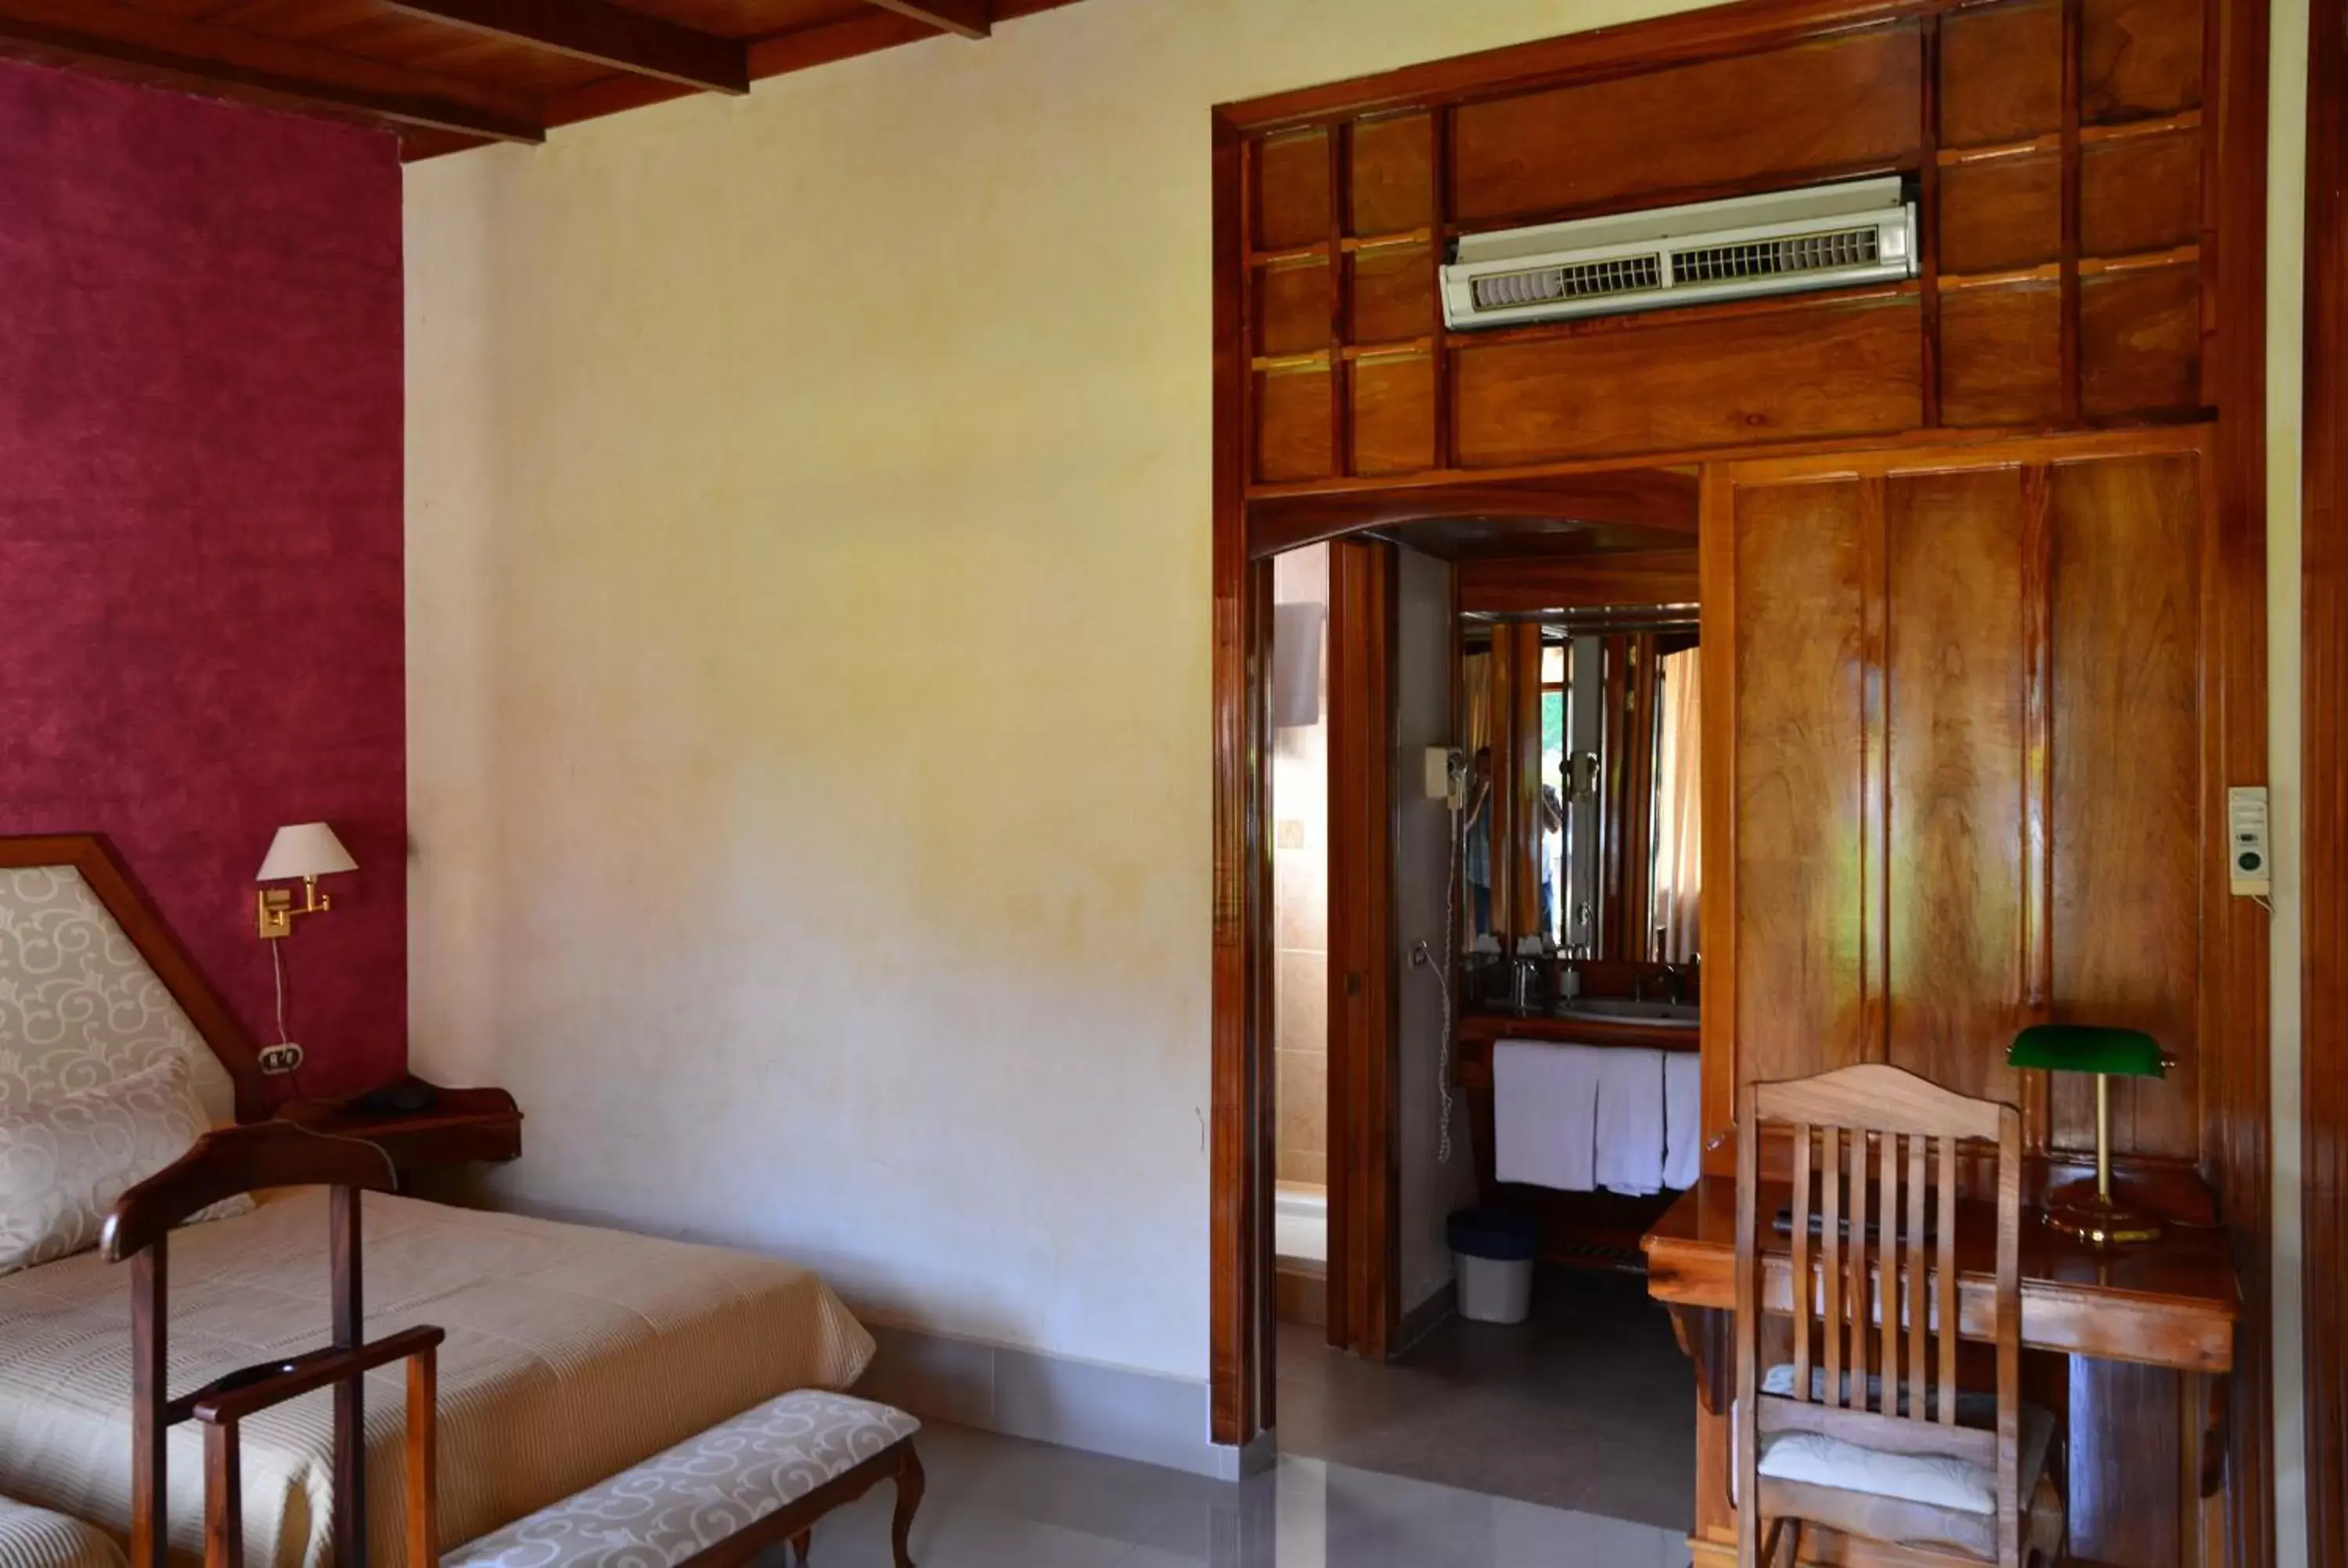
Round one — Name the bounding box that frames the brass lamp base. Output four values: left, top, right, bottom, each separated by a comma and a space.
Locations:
2042, 1188, 2163, 1246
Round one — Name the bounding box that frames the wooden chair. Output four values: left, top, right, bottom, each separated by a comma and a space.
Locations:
1734, 1064, 2063, 1568
99, 1123, 443, 1568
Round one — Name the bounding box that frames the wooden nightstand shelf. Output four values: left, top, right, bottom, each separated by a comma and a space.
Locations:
274, 1077, 523, 1179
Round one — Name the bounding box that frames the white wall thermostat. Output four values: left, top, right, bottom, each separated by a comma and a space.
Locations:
2227, 786, 2271, 897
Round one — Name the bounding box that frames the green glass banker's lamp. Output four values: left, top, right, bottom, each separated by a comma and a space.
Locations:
2008, 1024, 2173, 1245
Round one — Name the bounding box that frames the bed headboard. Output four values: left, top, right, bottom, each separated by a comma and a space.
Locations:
0, 834, 263, 1125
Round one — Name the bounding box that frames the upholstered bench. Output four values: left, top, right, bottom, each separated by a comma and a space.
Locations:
444, 1391, 924, 1568
0, 1497, 127, 1568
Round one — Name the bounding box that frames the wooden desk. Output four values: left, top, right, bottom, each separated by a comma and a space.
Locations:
1643, 1176, 2238, 1566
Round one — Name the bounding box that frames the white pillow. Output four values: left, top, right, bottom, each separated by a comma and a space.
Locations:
0, 1056, 252, 1276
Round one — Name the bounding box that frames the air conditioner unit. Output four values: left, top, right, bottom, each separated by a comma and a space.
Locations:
1440, 177, 1918, 330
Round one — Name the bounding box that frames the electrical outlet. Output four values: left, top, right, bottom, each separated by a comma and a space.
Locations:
258, 1042, 304, 1075
1410, 940, 1433, 968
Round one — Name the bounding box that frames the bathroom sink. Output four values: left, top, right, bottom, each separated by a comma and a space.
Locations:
1556, 998, 1700, 1028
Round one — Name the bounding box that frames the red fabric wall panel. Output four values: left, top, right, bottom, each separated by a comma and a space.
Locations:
0, 59, 405, 1098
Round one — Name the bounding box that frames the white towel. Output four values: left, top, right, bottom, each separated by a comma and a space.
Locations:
1662, 1049, 1704, 1190
1493, 1040, 1601, 1191
1594, 1048, 1668, 1196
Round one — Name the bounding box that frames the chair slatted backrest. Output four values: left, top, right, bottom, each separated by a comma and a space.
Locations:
99, 1123, 444, 1568
1733, 1063, 2024, 1567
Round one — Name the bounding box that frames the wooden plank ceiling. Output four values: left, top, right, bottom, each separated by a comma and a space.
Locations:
0, 0, 1089, 158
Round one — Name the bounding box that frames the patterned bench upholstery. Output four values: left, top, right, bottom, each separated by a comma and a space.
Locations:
444, 1391, 924, 1568
0, 1496, 125, 1568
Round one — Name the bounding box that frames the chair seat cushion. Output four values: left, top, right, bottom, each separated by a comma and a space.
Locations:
1756, 1398, 2057, 1516
0, 1496, 127, 1568
445, 1391, 918, 1568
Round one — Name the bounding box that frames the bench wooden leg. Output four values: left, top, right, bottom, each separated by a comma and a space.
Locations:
890, 1445, 925, 1568
788, 1529, 810, 1564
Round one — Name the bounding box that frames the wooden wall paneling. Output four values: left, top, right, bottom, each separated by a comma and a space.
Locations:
1721, 475, 1870, 1091
1939, 149, 2065, 275
1882, 464, 2030, 1106
2078, 255, 2206, 417
2080, 117, 2207, 255
2302, 0, 2348, 1549
2080, 0, 2206, 123
1346, 242, 1437, 345
1939, 0, 2065, 146
1254, 259, 1331, 358
1449, 24, 1923, 227
1938, 277, 2067, 425
1326, 540, 1399, 1360
1451, 296, 1926, 467
1327, 126, 1352, 484
1918, 10, 1944, 428
1254, 127, 1332, 252
1347, 111, 1434, 237
1254, 366, 1335, 484
2046, 452, 2202, 1163
1348, 351, 1436, 477
1429, 106, 1457, 476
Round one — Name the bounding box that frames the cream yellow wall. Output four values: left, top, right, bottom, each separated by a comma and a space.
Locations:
404, 0, 1687, 1385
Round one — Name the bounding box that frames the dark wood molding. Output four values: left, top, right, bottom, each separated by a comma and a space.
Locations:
381, 0, 749, 95
2208, 0, 2278, 1558
1325, 539, 1399, 1360
2302, 0, 2348, 1551
859, 0, 992, 41
0, 833, 269, 1124
0, 0, 542, 142
1248, 469, 1701, 559
1208, 108, 1269, 1451
1456, 548, 1699, 616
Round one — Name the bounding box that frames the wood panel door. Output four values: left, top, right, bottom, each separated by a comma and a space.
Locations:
1699, 428, 2237, 1196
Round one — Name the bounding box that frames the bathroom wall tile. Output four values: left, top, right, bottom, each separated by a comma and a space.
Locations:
1277, 1048, 1326, 1163
1273, 847, 1327, 951
1277, 1147, 1327, 1187
1273, 948, 1328, 1058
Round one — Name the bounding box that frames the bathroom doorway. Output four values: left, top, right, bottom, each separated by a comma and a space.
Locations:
1260, 517, 1702, 1533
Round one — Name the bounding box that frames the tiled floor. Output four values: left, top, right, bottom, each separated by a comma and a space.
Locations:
1274, 1266, 1698, 1530
803, 1419, 1693, 1567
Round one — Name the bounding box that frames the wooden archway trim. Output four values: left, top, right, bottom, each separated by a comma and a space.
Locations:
0, 833, 268, 1124
2298, 0, 2348, 1552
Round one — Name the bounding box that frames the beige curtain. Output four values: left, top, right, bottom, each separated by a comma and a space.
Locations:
1651, 648, 1702, 962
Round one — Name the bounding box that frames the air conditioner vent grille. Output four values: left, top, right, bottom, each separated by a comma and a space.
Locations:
1672, 225, 1881, 284
1471, 252, 1662, 312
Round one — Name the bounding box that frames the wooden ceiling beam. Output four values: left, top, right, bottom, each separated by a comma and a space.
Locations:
857, 0, 992, 41
0, 0, 542, 142
382, 0, 748, 95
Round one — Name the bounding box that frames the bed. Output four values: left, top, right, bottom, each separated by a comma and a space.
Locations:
0, 836, 874, 1568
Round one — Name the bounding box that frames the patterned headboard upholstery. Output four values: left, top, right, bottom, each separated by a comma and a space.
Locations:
0, 836, 261, 1124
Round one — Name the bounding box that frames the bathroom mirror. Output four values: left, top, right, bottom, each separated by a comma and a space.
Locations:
1460, 613, 1700, 965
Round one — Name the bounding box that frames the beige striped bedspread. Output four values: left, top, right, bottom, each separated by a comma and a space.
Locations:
0, 1192, 875, 1568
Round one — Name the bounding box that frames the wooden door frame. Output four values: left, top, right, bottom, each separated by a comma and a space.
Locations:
1324, 540, 1401, 1359
2299, 0, 2347, 1551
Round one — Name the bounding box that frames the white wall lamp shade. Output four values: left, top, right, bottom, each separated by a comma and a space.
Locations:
257, 822, 358, 882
